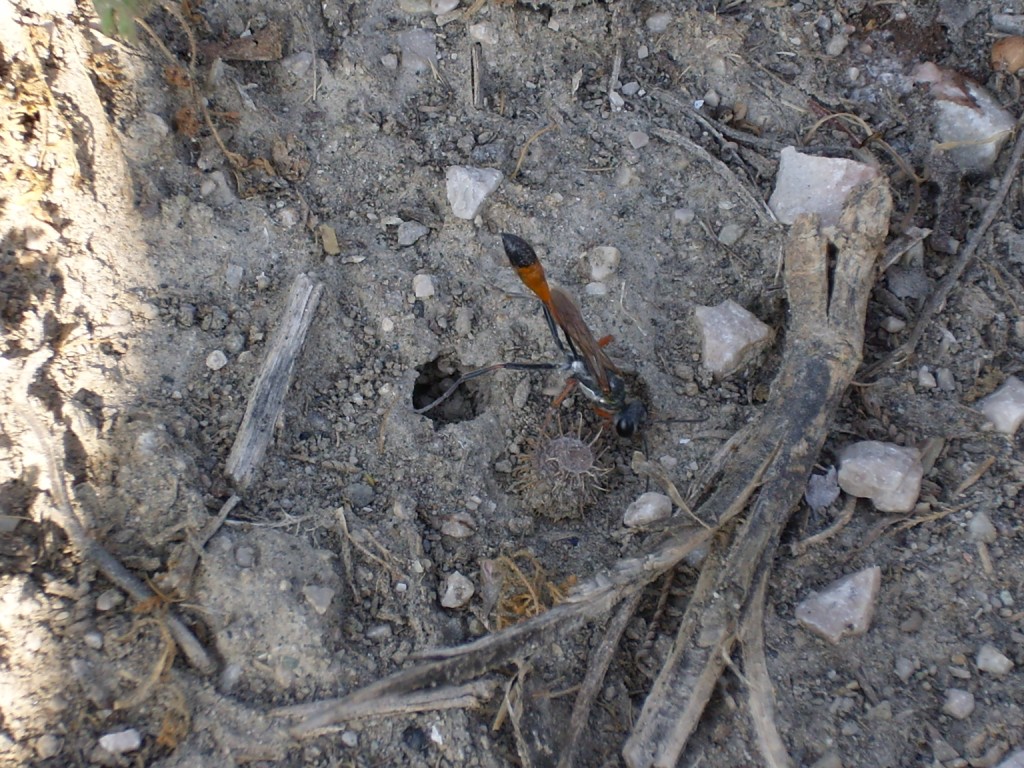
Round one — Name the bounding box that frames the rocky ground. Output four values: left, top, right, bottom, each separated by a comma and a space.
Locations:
1, 0, 1024, 766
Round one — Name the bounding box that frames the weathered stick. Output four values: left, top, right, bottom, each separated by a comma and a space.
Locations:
623, 178, 892, 768
226, 273, 324, 489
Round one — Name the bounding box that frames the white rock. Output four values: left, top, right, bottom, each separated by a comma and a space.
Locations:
941, 688, 975, 719
626, 131, 649, 149
34, 734, 62, 759
717, 222, 746, 246
432, 0, 458, 12
206, 350, 229, 371
795, 566, 881, 644
413, 274, 435, 298
967, 512, 997, 543
588, 245, 621, 282
280, 51, 313, 78
398, 28, 437, 76
646, 12, 672, 32
694, 299, 773, 378
805, 466, 840, 513
837, 441, 922, 513
398, 220, 430, 246
977, 376, 1024, 435
445, 166, 503, 220
302, 585, 335, 615
440, 571, 474, 608
469, 23, 498, 45
912, 62, 1015, 173
99, 729, 141, 755
623, 492, 672, 527
976, 643, 1014, 675
768, 147, 879, 226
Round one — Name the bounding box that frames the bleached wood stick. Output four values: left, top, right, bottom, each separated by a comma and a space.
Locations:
226, 273, 323, 489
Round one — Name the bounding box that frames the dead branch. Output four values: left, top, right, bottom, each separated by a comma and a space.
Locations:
274, 178, 892, 764
226, 273, 323, 489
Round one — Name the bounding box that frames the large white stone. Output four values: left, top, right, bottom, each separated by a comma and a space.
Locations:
838, 441, 922, 513
977, 376, 1024, 435
769, 147, 878, 226
694, 299, 772, 378
446, 166, 503, 220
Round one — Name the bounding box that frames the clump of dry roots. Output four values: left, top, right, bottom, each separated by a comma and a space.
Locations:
511, 414, 610, 518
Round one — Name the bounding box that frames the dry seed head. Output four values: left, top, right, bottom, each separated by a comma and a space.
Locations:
511, 415, 609, 519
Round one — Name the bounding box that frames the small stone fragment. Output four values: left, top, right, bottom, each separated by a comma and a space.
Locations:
35, 734, 62, 759
280, 51, 313, 78
717, 222, 746, 246
942, 688, 975, 719
623, 492, 672, 527
837, 441, 923, 513
977, 376, 1024, 435
432, 0, 458, 13
626, 131, 649, 149
206, 350, 228, 371
83, 631, 104, 650
99, 729, 142, 755
413, 274, 435, 299
96, 589, 124, 612
303, 585, 335, 615
446, 166, 503, 220
976, 643, 1014, 675
398, 220, 430, 246
912, 62, 1015, 173
968, 512, 997, 544
894, 656, 916, 682
341, 730, 359, 747
795, 566, 882, 644
805, 466, 840, 513
440, 571, 474, 609
768, 147, 878, 226
320, 224, 341, 255
646, 12, 672, 32
694, 299, 773, 379
587, 246, 620, 282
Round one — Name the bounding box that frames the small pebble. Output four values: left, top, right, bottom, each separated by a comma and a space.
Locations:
440, 571, 474, 609
837, 441, 923, 513
469, 23, 498, 45
825, 34, 849, 56
235, 545, 256, 567
895, 656, 916, 682
717, 223, 746, 246
219, 663, 243, 693
431, 0, 458, 13
366, 623, 393, 641
769, 147, 878, 226
413, 274, 435, 299
977, 376, 1024, 435
35, 734, 62, 759
588, 245, 620, 282
398, 220, 430, 246
445, 165, 503, 220
341, 731, 359, 748
942, 688, 975, 719
968, 512, 997, 544
206, 350, 228, 371
935, 367, 955, 391
454, 306, 473, 336
626, 130, 649, 149
623, 492, 672, 527
380, 52, 399, 70
99, 729, 142, 755
673, 208, 695, 225
917, 366, 937, 389
646, 12, 672, 32
881, 316, 906, 333
83, 631, 104, 650
95, 589, 124, 612
694, 299, 773, 379
976, 643, 1014, 675
280, 51, 313, 78
303, 585, 335, 615
345, 482, 375, 508
440, 512, 476, 538
795, 566, 882, 644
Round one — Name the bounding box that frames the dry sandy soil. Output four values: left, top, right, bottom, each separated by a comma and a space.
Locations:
2, 0, 1024, 766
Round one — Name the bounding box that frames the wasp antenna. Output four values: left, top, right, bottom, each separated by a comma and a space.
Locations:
501, 233, 539, 268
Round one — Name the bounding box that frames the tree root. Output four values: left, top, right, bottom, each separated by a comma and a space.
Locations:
274, 177, 893, 764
